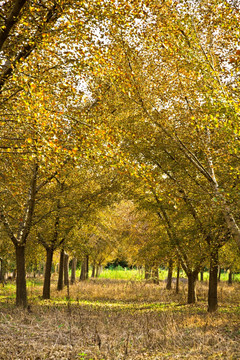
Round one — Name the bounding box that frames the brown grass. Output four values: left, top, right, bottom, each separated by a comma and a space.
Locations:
0, 278, 239, 360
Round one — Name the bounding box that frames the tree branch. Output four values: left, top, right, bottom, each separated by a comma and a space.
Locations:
0, 0, 27, 51
0, 208, 18, 246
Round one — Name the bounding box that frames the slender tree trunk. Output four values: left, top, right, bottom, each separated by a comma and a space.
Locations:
57, 249, 64, 291
152, 266, 159, 284
79, 261, 84, 281
96, 265, 101, 277
96, 265, 99, 277
80, 255, 89, 280
64, 253, 69, 286
91, 262, 96, 278
0, 258, 6, 285
218, 266, 221, 282
176, 266, 180, 294
43, 247, 53, 299
0, 164, 38, 307
16, 245, 27, 307
13, 268, 16, 280
70, 257, 77, 285
228, 269, 233, 285
187, 272, 198, 304
208, 247, 218, 313
200, 271, 204, 281
0, 258, 4, 284
80, 257, 87, 281
144, 264, 151, 280
166, 259, 173, 290
85, 255, 89, 280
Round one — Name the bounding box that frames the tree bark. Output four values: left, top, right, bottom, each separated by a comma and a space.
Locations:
64, 252, 69, 286
0, 258, 4, 282
187, 271, 198, 304
208, 246, 218, 312
219, 199, 240, 252
70, 257, 77, 284
144, 264, 151, 280
80, 255, 89, 281
13, 269, 16, 279
96, 265, 101, 277
79, 261, 85, 281
166, 259, 173, 290
218, 266, 221, 282
16, 245, 27, 307
0, 0, 28, 51
0, 164, 38, 307
176, 266, 180, 294
152, 266, 159, 284
80, 260, 84, 280
0, 258, 6, 285
42, 247, 53, 299
91, 263, 96, 278
57, 249, 64, 291
228, 269, 233, 285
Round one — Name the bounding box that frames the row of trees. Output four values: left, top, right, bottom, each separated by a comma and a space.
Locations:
0, 0, 240, 312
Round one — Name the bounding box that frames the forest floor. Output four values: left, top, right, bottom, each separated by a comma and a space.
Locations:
0, 278, 239, 360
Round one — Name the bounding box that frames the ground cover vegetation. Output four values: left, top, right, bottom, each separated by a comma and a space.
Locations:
0, 0, 240, 358
0, 275, 240, 359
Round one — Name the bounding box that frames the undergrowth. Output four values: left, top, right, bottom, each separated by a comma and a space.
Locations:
0, 275, 239, 359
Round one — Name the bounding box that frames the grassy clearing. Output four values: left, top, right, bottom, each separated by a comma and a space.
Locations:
94, 267, 240, 283
99, 267, 144, 280
0, 272, 239, 359
75, 266, 240, 282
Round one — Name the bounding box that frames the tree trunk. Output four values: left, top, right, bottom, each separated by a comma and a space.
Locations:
176, 266, 180, 294
79, 259, 86, 281
218, 266, 221, 282
91, 262, 96, 278
64, 253, 69, 286
219, 197, 240, 252
152, 266, 159, 284
86, 255, 89, 279
57, 249, 64, 291
42, 247, 53, 299
200, 271, 204, 281
0, 258, 5, 284
208, 247, 218, 313
187, 272, 198, 304
144, 264, 151, 280
80, 256, 89, 281
70, 257, 77, 285
96, 265, 101, 277
16, 245, 27, 307
13, 268, 16, 280
80, 261, 85, 280
166, 259, 173, 290
0, 165, 38, 307
228, 269, 233, 285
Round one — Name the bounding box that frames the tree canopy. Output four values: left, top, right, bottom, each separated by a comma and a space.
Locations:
0, 0, 240, 312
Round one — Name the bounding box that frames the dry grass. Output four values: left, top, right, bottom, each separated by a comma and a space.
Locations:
0, 278, 239, 360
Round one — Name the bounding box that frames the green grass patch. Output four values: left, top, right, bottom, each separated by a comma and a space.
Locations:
99, 266, 144, 280
98, 266, 176, 280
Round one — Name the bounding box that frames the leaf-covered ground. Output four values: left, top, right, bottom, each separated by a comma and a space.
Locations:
0, 279, 239, 359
